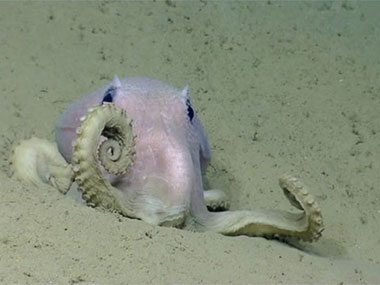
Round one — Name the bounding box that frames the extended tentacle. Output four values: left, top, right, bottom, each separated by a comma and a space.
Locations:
191, 175, 324, 242
72, 103, 137, 218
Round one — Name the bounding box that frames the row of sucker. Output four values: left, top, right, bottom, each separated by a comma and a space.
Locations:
279, 175, 324, 242
71, 103, 137, 217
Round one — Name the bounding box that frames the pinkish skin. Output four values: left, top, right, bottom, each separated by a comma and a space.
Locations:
55, 77, 212, 221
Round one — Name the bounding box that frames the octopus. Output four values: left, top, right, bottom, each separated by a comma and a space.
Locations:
12, 77, 324, 242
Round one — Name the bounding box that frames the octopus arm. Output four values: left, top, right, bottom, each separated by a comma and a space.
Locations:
190, 175, 324, 242
12, 137, 74, 193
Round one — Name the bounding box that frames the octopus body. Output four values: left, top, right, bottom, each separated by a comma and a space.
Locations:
12, 77, 324, 242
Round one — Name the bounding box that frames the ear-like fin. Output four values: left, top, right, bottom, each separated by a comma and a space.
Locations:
111, 75, 122, 89
181, 85, 190, 98
102, 76, 122, 104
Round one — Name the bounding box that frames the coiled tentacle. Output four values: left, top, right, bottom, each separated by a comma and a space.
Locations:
72, 103, 137, 218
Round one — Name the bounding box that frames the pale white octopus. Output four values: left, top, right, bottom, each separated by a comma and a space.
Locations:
12, 77, 324, 241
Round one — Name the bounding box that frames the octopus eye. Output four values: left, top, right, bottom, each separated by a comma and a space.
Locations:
186, 99, 194, 123
102, 86, 117, 104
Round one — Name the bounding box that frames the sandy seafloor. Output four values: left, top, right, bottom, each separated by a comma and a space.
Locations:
0, 1, 379, 284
